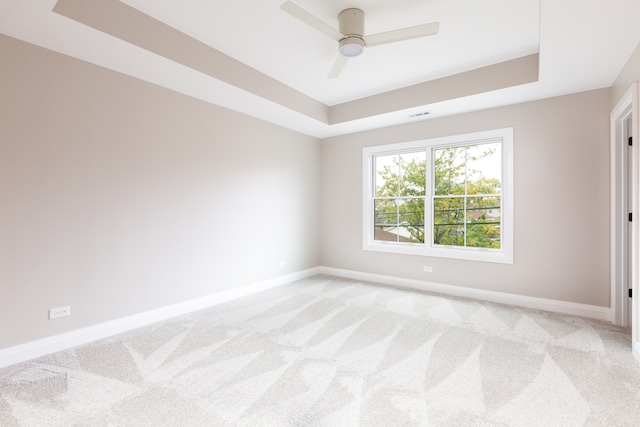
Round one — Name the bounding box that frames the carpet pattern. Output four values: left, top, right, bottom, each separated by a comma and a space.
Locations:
1, 275, 639, 426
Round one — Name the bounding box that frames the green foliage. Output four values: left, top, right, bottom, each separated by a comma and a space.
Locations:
374, 154, 426, 243
375, 144, 501, 248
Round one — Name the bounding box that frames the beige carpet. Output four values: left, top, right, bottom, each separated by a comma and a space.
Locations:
1, 275, 639, 426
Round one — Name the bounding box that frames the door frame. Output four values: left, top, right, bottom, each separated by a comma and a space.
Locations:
610, 82, 639, 361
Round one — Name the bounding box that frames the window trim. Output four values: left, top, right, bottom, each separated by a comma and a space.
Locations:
362, 128, 514, 264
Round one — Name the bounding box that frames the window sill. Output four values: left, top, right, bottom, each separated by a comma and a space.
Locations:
363, 241, 513, 264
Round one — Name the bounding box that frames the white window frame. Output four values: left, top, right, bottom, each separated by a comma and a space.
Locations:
362, 128, 513, 264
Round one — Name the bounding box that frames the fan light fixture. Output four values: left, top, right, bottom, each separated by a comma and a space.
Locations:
280, 2, 439, 78
339, 36, 364, 57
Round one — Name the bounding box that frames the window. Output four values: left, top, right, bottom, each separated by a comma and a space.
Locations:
363, 128, 513, 263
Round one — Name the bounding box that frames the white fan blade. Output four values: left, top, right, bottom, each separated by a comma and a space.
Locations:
327, 55, 349, 79
281, 1, 343, 41
365, 22, 439, 47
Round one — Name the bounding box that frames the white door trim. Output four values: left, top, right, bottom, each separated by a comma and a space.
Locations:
610, 82, 638, 360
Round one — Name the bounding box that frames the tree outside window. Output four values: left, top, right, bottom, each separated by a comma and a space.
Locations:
374, 151, 426, 243
373, 142, 501, 249
363, 128, 513, 264
433, 142, 501, 249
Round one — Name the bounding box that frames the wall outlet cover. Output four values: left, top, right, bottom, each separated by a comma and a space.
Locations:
49, 306, 71, 319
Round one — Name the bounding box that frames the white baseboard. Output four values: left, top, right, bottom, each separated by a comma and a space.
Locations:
0, 266, 613, 370
0, 267, 322, 369
318, 267, 612, 321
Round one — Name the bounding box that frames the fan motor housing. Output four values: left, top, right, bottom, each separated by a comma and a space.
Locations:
338, 8, 365, 56
338, 8, 364, 37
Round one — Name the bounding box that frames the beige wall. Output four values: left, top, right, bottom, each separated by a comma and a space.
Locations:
320, 89, 611, 307
1, 32, 628, 352
0, 35, 320, 350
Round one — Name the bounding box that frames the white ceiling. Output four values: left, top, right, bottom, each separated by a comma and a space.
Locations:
1, 0, 640, 138
120, 0, 540, 106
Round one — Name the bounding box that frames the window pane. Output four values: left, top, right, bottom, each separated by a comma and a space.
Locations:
399, 198, 425, 243
466, 196, 501, 220
466, 197, 501, 249
374, 199, 398, 227
466, 224, 501, 248
399, 151, 426, 197
434, 146, 465, 195
434, 225, 465, 247
400, 226, 424, 243
433, 198, 464, 225
374, 226, 400, 242
467, 143, 501, 195
433, 198, 464, 246
375, 151, 426, 199
374, 199, 398, 242
375, 154, 399, 197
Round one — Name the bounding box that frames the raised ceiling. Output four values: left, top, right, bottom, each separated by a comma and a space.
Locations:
1, 0, 640, 138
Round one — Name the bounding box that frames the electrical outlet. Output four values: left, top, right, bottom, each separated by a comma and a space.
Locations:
423, 266, 433, 273
49, 306, 71, 319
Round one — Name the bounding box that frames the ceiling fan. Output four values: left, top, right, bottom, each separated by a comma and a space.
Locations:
280, 1, 439, 78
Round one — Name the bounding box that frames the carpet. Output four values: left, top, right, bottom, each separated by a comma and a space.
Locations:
1, 275, 639, 426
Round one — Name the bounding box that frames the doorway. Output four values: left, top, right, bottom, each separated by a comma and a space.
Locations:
611, 82, 639, 362
625, 114, 634, 327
